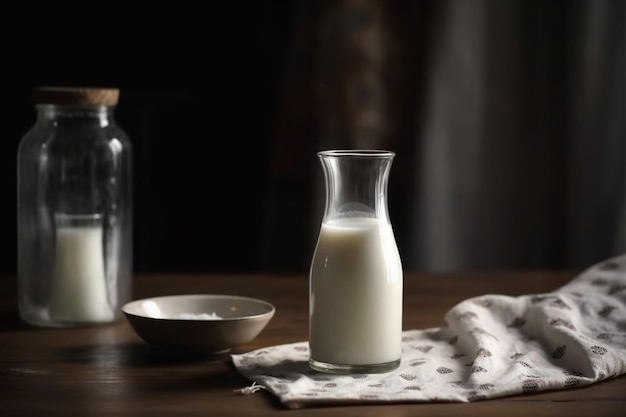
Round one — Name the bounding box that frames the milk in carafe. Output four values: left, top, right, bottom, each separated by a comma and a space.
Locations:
309, 217, 403, 366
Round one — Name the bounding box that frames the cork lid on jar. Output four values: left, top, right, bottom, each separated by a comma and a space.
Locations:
32, 87, 120, 106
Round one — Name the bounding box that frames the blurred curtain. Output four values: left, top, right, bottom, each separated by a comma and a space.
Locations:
259, 0, 625, 272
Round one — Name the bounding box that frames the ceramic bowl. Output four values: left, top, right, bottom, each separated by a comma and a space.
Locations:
122, 294, 275, 352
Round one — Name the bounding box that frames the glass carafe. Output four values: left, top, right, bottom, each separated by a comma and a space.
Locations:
309, 150, 403, 374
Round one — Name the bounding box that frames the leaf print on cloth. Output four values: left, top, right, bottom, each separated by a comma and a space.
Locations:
470, 366, 488, 373
549, 318, 577, 331
600, 261, 620, 270
549, 298, 571, 310
531, 295, 556, 304
472, 298, 493, 308
598, 306, 617, 317
470, 327, 498, 341
415, 345, 433, 353
609, 285, 626, 295
564, 377, 580, 388
507, 317, 526, 328
590, 346, 608, 355
522, 380, 539, 392
231, 254, 626, 409
467, 391, 487, 401
516, 361, 532, 368
551, 345, 567, 359
563, 370, 585, 377
457, 311, 479, 320
476, 348, 492, 357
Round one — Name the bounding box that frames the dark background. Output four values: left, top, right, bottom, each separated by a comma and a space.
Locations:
4, 2, 294, 273
3, 1, 625, 274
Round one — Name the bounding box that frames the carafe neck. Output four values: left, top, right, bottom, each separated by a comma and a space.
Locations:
318, 150, 395, 223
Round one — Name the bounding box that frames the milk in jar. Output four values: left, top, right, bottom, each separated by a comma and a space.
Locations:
49, 222, 113, 323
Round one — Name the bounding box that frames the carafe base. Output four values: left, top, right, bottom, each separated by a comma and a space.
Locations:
309, 357, 400, 374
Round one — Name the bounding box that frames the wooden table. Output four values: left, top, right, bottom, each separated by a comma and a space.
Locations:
1, 271, 624, 416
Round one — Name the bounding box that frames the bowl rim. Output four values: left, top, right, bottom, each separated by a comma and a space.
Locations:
121, 294, 276, 322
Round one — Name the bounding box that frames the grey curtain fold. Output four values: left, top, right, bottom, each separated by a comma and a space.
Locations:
260, 0, 625, 272
564, 0, 625, 268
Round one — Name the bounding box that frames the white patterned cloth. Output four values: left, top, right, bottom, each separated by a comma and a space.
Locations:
232, 254, 626, 409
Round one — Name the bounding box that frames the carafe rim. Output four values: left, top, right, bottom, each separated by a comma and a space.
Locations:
317, 149, 395, 158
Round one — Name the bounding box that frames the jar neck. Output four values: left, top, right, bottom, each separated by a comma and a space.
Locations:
36, 104, 115, 127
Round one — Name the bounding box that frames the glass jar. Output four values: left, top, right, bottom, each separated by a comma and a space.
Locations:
309, 150, 403, 374
17, 87, 133, 327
